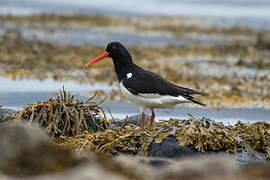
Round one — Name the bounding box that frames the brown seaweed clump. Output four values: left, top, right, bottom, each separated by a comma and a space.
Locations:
232, 121, 270, 157
52, 125, 151, 156
13, 90, 108, 137
53, 117, 270, 159
153, 118, 270, 158
52, 117, 270, 159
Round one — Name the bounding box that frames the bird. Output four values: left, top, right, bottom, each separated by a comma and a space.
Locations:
85, 42, 206, 130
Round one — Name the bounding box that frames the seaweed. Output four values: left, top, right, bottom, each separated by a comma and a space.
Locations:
52, 125, 151, 156
153, 118, 269, 158
1, 28, 270, 108
12, 89, 108, 137
53, 117, 270, 159
256, 32, 270, 50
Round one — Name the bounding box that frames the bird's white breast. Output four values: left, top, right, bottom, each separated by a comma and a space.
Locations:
119, 81, 189, 109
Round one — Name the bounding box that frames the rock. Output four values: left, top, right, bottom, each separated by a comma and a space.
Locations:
241, 162, 270, 179
148, 135, 267, 164
234, 150, 267, 164
148, 136, 201, 158
0, 145, 269, 180
0, 108, 16, 118
0, 146, 146, 180
156, 155, 270, 180
119, 155, 270, 180
114, 155, 175, 169
0, 142, 85, 177
109, 114, 150, 130
29, 163, 129, 180
0, 122, 49, 165
87, 117, 108, 132
156, 155, 242, 180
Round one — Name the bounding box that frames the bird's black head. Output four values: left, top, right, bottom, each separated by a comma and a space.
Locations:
106, 41, 129, 59
85, 41, 132, 67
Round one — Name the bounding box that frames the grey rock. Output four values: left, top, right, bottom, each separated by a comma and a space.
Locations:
86, 117, 108, 133
234, 150, 266, 164
0, 108, 16, 118
32, 163, 129, 180
115, 155, 175, 169
148, 136, 201, 158
0, 161, 129, 180
148, 135, 267, 164
109, 114, 150, 130
156, 155, 241, 180
0, 122, 49, 165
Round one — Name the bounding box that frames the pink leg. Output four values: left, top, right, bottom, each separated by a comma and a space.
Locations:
149, 109, 155, 131
141, 112, 145, 130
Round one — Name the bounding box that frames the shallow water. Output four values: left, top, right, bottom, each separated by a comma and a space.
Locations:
0, 76, 115, 107
105, 102, 270, 125
1, 0, 270, 29
0, 24, 229, 46
1, 77, 269, 125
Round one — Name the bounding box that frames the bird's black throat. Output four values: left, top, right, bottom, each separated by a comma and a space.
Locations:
112, 55, 135, 82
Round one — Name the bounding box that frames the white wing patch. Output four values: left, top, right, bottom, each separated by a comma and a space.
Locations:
127, 73, 132, 78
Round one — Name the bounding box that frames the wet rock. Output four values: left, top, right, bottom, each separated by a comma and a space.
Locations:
148, 136, 201, 158
148, 136, 266, 164
86, 117, 108, 133
0, 108, 16, 118
109, 114, 150, 130
0, 122, 49, 166
234, 150, 267, 164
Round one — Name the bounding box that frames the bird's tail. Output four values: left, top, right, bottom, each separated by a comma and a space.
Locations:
184, 94, 207, 107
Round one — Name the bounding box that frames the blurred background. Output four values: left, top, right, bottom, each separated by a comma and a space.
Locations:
0, 0, 270, 123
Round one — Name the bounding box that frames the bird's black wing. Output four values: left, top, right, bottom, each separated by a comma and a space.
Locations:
122, 67, 207, 106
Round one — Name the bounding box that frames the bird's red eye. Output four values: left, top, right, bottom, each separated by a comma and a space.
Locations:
112, 45, 117, 50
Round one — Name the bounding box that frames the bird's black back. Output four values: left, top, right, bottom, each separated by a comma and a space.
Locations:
121, 64, 206, 106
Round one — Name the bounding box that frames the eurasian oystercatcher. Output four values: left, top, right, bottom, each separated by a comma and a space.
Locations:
85, 42, 206, 130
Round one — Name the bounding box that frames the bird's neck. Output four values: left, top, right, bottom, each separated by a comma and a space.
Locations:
112, 56, 135, 82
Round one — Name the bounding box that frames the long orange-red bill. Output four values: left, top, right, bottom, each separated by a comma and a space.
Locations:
85, 51, 109, 67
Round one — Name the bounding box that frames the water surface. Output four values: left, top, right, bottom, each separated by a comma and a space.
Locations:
1, 77, 269, 125
1, 0, 270, 29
